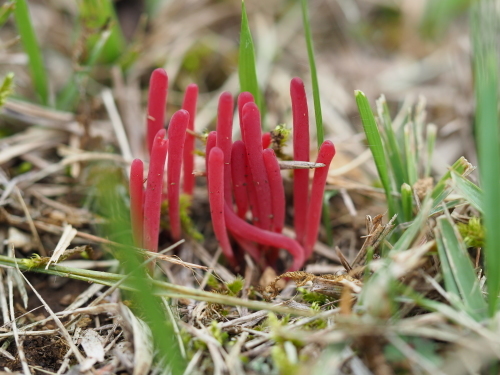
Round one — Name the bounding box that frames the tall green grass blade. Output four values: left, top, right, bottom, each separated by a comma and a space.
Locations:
376, 95, 408, 187
95, 171, 186, 374
13, 0, 49, 105
435, 215, 487, 321
0, 1, 15, 26
355, 90, 399, 219
300, 0, 323, 147
431, 156, 473, 209
404, 123, 418, 185
401, 183, 413, 223
471, 0, 500, 316
451, 172, 483, 214
424, 124, 437, 178
78, 0, 126, 64
429, 199, 463, 216
239, 1, 262, 112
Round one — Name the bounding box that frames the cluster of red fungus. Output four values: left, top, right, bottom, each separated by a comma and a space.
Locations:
129, 69, 335, 272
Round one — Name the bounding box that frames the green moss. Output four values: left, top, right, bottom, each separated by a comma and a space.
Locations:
298, 287, 330, 305
457, 217, 485, 248
209, 320, 229, 345
225, 276, 244, 296
271, 344, 301, 375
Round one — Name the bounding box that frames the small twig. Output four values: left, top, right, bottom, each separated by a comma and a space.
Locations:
101, 89, 133, 163
278, 160, 325, 170
14, 187, 46, 256
8, 247, 31, 375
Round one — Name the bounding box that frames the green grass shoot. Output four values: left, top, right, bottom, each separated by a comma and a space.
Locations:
95, 171, 186, 375
300, 0, 324, 147
471, 0, 500, 316
13, 0, 49, 106
355, 90, 399, 220
435, 215, 487, 321
238, 1, 262, 114
376, 95, 408, 187
451, 171, 483, 214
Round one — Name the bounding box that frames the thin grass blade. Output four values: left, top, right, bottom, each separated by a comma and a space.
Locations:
435, 215, 487, 321
431, 156, 473, 209
404, 123, 418, 185
300, 0, 323, 147
471, 0, 500, 316
451, 172, 483, 214
376, 95, 408, 187
239, 1, 262, 113
355, 90, 399, 219
13, 0, 49, 105
401, 183, 413, 223
424, 124, 437, 178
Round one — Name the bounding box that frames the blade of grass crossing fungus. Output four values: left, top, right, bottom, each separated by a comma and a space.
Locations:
239, 2, 262, 114
435, 216, 487, 321
376, 95, 408, 187
472, 0, 500, 316
95, 172, 186, 374
13, 0, 49, 106
300, 0, 324, 147
355, 91, 399, 219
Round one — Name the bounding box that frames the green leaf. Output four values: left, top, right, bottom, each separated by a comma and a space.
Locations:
472, 0, 500, 316
238, 1, 262, 112
431, 156, 473, 209
435, 215, 487, 321
13, 0, 49, 105
451, 171, 483, 214
95, 170, 187, 374
300, 0, 323, 147
376, 95, 408, 187
404, 123, 418, 185
355, 90, 399, 219
401, 183, 413, 223
424, 124, 437, 178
